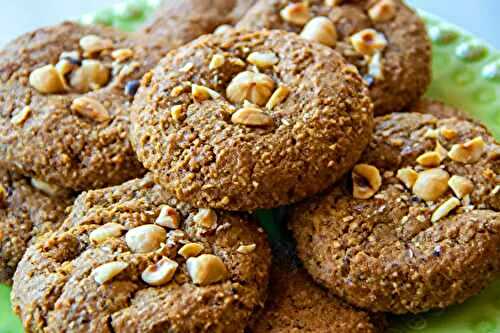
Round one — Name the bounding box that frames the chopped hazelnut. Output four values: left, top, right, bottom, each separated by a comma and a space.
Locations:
350, 29, 387, 56
141, 257, 178, 286
93, 261, 128, 285
192, 84, 220, 102
170, 105, 185, 122
125, 224, 167, 253
440, 127, 458, 140
368, 52, 384, 80
111, 48, 134, 62
280, 2, 311, 26
416, 151, 442, 167
266, 86, 290, 110
368, 0, 397, 23
448, 137, 486, 163
214, 24, 233, 34
396, 167, 418, 189
237, 244, 256, 254
70, 60, 110, 93
89, 223, 125, 243
0, 184, 7, 204
178, 243, 204, 258
300, 16, 337, 47
180, 62, 194, 72
448, 175, 473, 198
413, 168, 450, 202
80, 35, 113, 54
435, 141, 448, 162
209, 54, 225, 70
226, 71, 275, 106
325, 0, 342, 6
11, 106, 31, 126
352, 164, 382, 199
71, 97, 110, 122
424, 128, 439, 139
31, 178, 64, 197
231, 107, 274, 127
193, 208, 218, 228
247, 51, 280, 69
29, 65, 67, 94
431, 197, 461, 223
155, 205, 181, 229
186, 254, 228, 286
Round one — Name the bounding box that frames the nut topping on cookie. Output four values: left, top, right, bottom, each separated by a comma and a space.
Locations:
368, 0, 397, 23
79, 35, 113, 55
111, 48, 134, 62
226, 71, 275, 106
440, 127, 458, 140
141, 257, 178, 286
448, 175, 474, 198
266, 86, 290, 110
231, 107, 274, 126
193, 208, 218, 228
396, 167, 418, 189
93, 261, 128, 285
247, 52, 279, 68
237, 243, 256, 254
350, 29, 388, 56
71, 97, 110, 122
413, 168, 450, 202
448, 136, 486, 163
186, 254, 228, 286
192, 84, 220, 102
170, 105, 185, 122
431, 197, 461, 223
352, 164, 382, 199
11, 106, 32, 126
0, 184, 6, 204
416, 151, 442, 167
325, 0, 342, 6
125, 224, 167, 253
29, 65, 67, 94
156, 205, 181, 229
280, 2, 311, 26
31, 178, 64, 197
300, 17, 337, 47
178, 243, 204, 258
89, 223, 126, 243
209, 54, 225, 70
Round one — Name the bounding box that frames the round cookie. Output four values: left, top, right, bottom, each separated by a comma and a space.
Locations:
408, 98, 471, 120
290, 112, 500, 314
0, 21, 148, 191
130, 29, 373, 211
12, 174, 271, 333
0, 169, 73, 284
237, 0, 432, 115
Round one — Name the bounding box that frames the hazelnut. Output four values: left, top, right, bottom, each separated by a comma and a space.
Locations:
79, 35, 113, 54
209, 54, 225, 70
226, 71, 275, 106
70, 60, 110, 93
214, 24, 233, 34
192, 84, 220, 102
280, 2, 311, 26
141, 257, 178, 286
111, 48, 134, 62
300, 17, 337, 47
325, 0, 342, 6
247, 51, 280, 69
59, 50, 81, 62
448, 137, 486, 163
29, 65, 66, 94
231, 107, 274, 127
448, 175, 473, 198
93, 261, 128, 285
89, 223, 125, 243
424, 128, 439, 139
71, 97, 110, 122
352, 164, 382, 199
435, 141, 448, 162
350, 29, 387, 56
178, 243, 204, 258
55, 59, 77, 77
413, 168, 450, 202
0, 184, 7, 204
266, 86, 290, 110
155, 205, 181, 229
11, 106, 31, 126
180, 62, 194, 73
431, 197, 461, 223
186, 254, 228, 286
368, 0, 397, 23
31, 178, 64, 197
125, 224, 167, 253
416, 152, 442, 167
396, 167, 418, 189
368, 52, 384, 80
170, 105, 185, 122
237, 244, 256, 254
193, 208, 218, 229
440, 127, 458, 140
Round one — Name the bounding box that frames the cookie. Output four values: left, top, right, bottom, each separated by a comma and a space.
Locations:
12, 174, 271, 332
0, 21, 149, 191
130, 29, 373, 211
408, 98, 470, 120
0, 169, 73, 284
290, 112, 500, 313
237, 0, 431, 115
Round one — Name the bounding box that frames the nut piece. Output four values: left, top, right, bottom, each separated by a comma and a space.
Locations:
89, 223, 125, 243
413, 168, 450, 202
192, 84, 220, 102
368, 52, 384, 80
237, 243, 256, 254
193, 208, 218, 229
350, 29, 388, 56
209, 54, 225, 70
125, 224, 167, 253
141, 257, 178, 286
448, 137, 486, 163
325, 0, 342, 6
11, 106, 32, 125
431, 197, 461, 223
155, 205, 181, 229
440, 127, 458, 140
396, 167, 418, 189
280, 2, 311, 26
266, 86, 290, 110
93, 261, 128, 285
226, 71, 275, 106
56, 59, 77, 77
0, 184, 7, 204
352, 164, 382, 199
80, 35, 113, 54
29, 65, 66, 94
31, 178, 64, 197
71, 97, 110, 122
368, 0, 397, 23
178, 243, 204, 258
231, 107, 274, 127
448, 175, 474, 198
247, 51, 279, 68
186, 254, 228, 286
416, 152, 442, 167
435, 141, 448, 161
111, 48, 134, 62
300, 16, 337, 47
70, 60, 110, 93
214, 24, 233, 34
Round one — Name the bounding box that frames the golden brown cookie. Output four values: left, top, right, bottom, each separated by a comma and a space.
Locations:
290, 112, 500, 314
130, 29, 373, 211
12, 174, 271, 332
237, 0, 432, 115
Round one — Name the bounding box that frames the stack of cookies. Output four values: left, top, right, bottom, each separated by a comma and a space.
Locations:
0, 0, 498, 332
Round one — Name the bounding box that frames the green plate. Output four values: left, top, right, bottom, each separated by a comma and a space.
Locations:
1, 1, 499, 332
